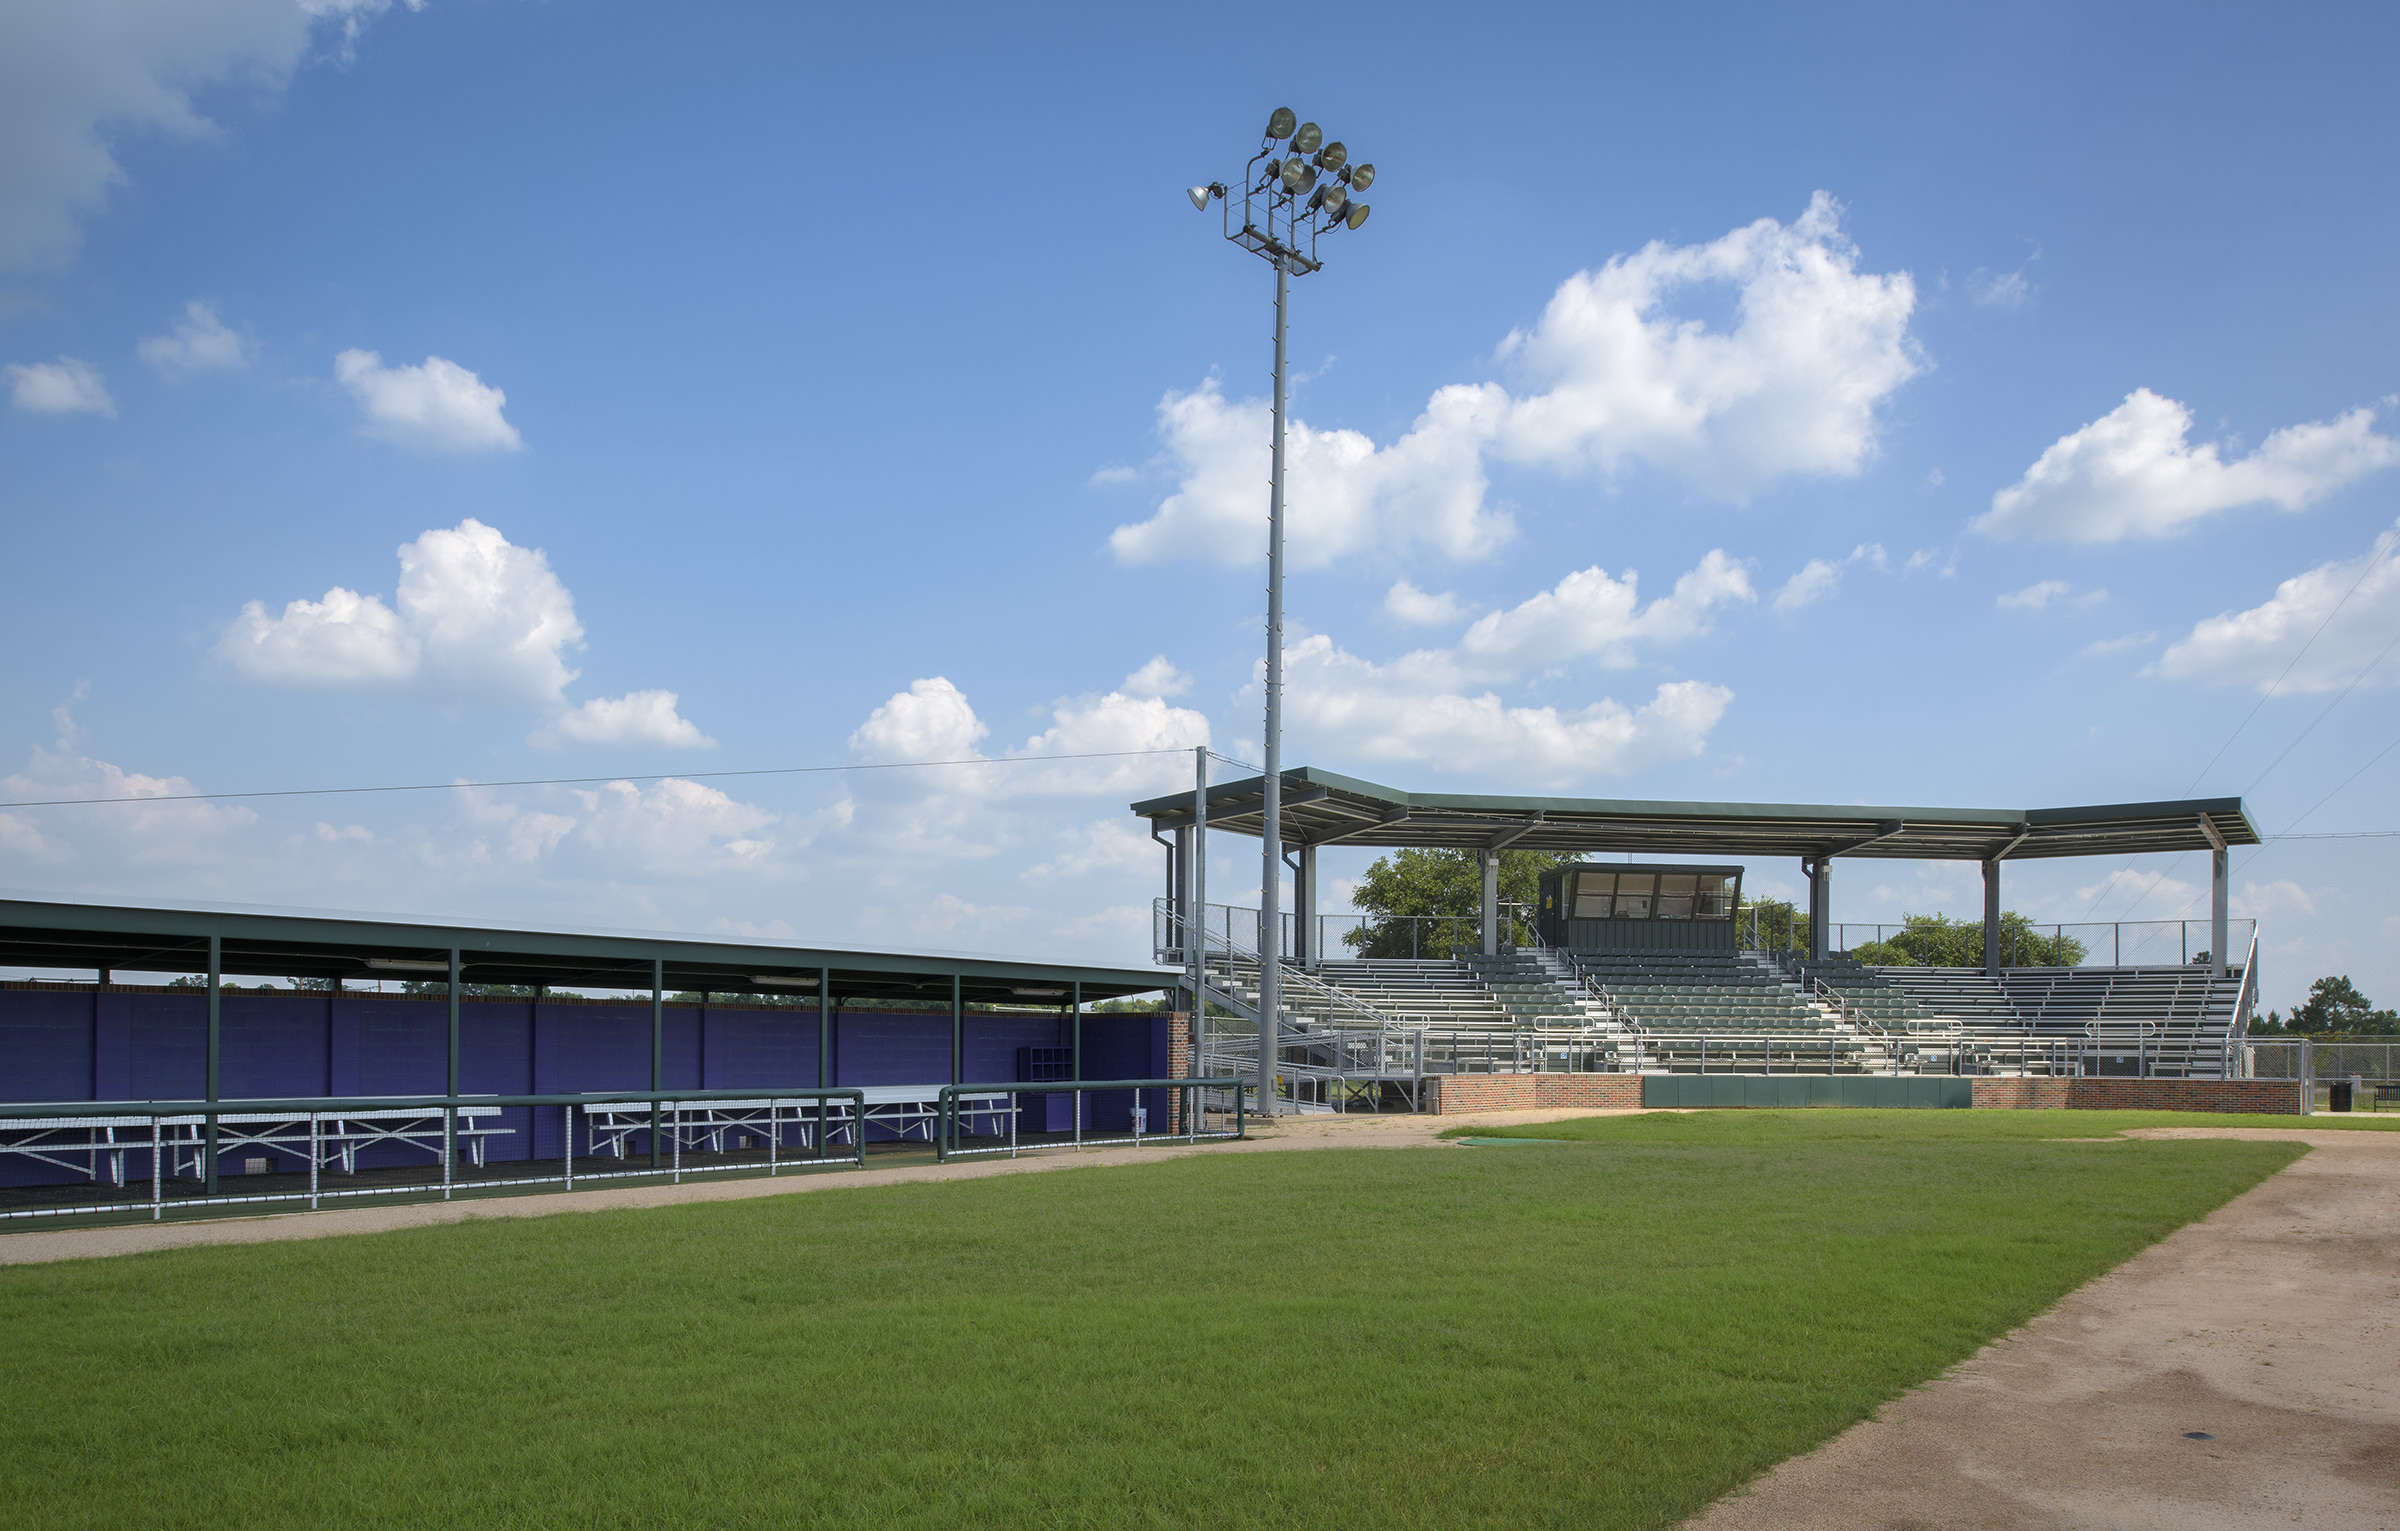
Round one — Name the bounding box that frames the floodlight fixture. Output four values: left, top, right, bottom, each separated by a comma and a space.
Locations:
1348, 162, 1374, 192
1279, 158, 1307, 193
1187, 184, 1214, 212
1265, 106, 1297, 140
1291, 121, 1323, 155
1344, 201, 1370, 230
1317, 141, 1348, 172
1321, 183, 1348, 217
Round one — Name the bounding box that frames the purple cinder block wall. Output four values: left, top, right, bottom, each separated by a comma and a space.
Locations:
0, 989, 1173, 1186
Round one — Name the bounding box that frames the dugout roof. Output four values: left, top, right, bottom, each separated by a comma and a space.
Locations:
1130, 767, 2259, 864
0, 895, 1168, 1004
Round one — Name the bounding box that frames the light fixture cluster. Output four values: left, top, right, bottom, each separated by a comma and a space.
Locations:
1185, 105, 1376, 237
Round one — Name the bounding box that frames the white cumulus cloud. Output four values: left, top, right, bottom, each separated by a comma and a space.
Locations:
1110, 193, 1919, 568
1279, 633, 1733, 784
1976, 389, 2400, 543
335, 348, 523, 453
138, 299, 247, 373
0, 2, 411, 273
535, 690, 715, 750
1997, 579, 2106, 612
839, 672, 1211, 863
1771, 543, 1886, 614
5, 356, 114, 415
1385, 580, 1470, 626
1454, 549, 1754, 678
2153, 521, 2400, 693
217, 518, 585, 706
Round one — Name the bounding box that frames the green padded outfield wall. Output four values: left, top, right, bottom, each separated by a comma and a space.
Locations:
1640, 1075, 1972, 1109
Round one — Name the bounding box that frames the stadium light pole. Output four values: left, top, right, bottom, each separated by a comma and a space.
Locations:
1189, 109, 1376, 1118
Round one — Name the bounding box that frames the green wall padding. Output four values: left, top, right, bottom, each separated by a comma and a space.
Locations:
1638, 1075, 1970, 1109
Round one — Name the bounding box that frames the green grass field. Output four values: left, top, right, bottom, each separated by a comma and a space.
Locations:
0, 1112, 2304, 1530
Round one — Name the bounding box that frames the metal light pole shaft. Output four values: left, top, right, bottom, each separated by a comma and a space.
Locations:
1257, 252, 1288, 1119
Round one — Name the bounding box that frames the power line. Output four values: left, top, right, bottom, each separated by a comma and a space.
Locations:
2179, 529, 2396, 795
0, 747, 1197, 811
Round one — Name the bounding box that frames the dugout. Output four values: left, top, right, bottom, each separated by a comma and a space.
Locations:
0, 896, 1174, 1195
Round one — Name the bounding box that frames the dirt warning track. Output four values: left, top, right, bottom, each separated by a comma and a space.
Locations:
1689, 1127, 2400, 1530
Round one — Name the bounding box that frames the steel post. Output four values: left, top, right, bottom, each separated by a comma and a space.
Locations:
818, 967, 832, 1092
1983, 859, 2002, 975
204, 934, 220, 1194
2210, 845, 2230, 977
950, 974, 963, 1085
1255, 251, 1289, 1121
446, 948, 461, 1178
1480, 849, 1499, 956
649, 957, 663, 1169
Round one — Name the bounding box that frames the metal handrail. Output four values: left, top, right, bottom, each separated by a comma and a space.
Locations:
933, 1077, 1245, 1160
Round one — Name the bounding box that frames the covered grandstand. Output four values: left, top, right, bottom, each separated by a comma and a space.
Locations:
1131, 768, 2266, 1111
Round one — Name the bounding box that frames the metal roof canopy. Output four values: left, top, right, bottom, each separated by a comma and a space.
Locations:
0, 896, 1168, 1005
1131, 767, 2259, 864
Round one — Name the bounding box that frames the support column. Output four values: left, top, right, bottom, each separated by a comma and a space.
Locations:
1296, 844, 1318, 971
1806, 859, 1831, 962
2211, 845, 2230, 976
1479, 850, 1500, 957
649, 957, 663, 1169
446, 949, 462, 1179
950, 974, 964, 1085
817, 968, 832, 1089
1070, 981, 1082, 1081
204, 934, 221, 1194
1983, 860, 2003, 976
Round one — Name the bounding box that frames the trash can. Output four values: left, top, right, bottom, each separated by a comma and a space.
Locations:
2329, 1080, 2353, 1113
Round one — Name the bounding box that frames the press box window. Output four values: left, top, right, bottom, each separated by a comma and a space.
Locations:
1655, 873, 1698, 919
1571, 873, 1615, 919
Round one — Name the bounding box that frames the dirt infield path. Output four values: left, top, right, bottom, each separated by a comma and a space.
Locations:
1689, 1127, 2400, 1531
0, 1107, 1610, 1267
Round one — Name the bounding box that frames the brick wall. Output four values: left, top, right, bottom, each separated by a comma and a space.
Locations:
1426, 1073, 1643, 1114
1970, 1077, 2299, 1114
1167, 1013, 1192, 1132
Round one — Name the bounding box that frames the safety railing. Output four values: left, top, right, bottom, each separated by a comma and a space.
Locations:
1820, 918, 2257, 968
0, 1086, 867, 1225
934, 1077, 1244, 1160
1154, 900, 1539, 966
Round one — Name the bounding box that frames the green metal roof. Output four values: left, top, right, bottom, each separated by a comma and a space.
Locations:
0, 895, 1168, 1003
1130, 767, 2259, 863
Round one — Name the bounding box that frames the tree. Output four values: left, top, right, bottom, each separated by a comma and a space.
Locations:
2289, 976, 2400, 1037
1344, 848, 1576, 958
400, 979, 541, 998
1737, 898, 1809, 954
1846, 912, 2087, 968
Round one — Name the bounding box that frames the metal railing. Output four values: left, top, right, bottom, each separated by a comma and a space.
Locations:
1155, 900, 1538, 965
1811, 918, 2257, 968
933, 1077, 1244, 1159
0, 1087, 869, 1225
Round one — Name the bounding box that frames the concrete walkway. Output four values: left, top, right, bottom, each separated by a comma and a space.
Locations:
0, 1106, 1612, 1267
1689, 1127, 2400, 1530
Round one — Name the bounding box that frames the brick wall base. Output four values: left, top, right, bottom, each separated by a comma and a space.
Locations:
1427, 1073, 1643, 1114
1969, 1077, 2300, 1114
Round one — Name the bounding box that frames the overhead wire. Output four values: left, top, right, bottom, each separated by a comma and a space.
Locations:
0, 747, 1201, 811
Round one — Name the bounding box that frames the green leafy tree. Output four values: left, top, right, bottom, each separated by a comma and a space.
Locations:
1737, 898, 1809, 954
1344, 848, 1575, 958
400, 979, 541, 998
1846, 912, 2087, 968
2288, 975, 2400, 1037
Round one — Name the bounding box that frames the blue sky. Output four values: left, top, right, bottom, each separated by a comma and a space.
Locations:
2, 1, 2395, 1009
